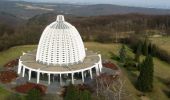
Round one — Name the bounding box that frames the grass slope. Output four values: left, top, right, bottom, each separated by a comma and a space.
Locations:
149, 36, 170, 54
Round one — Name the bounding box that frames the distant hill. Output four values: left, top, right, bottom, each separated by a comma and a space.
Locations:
0, 11, 24, 27
1, 1, 170, 19
0, 1, 53, 19
69, 4, 170, 16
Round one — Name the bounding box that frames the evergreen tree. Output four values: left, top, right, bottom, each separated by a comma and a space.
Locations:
136, 55, 154, 92
142, 39, 148, 56
80, 90, 92, 100
119, 45, 126, 63
26, 88, 42, 100
149, 44, 156, 56
64, 84, 79, 100
135, 41, 142, 63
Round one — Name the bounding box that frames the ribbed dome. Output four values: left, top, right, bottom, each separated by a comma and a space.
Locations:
36, 15, 86, 66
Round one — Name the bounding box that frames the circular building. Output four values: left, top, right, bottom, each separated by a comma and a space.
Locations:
17, 15, 102, 85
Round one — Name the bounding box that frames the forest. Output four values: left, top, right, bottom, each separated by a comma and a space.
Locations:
0, 13, 170, 51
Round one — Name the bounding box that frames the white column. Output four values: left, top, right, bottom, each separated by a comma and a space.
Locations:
48, 73, 50, 85
98, 63, 101, 73
71, 73, 74, 84
37, 71, 40, 84
84, 71, 87, 78
90, 69, 93, 79
22, 67, 25, 77
17, 60, 22, 74
60, 74, 62, 85
95, 65, 99, 76
81, 71, 84, 83
28, 69, 32, 81
98, 54, 103, 72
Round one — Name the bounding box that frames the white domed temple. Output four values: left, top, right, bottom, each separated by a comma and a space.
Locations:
17, 15, 102, 85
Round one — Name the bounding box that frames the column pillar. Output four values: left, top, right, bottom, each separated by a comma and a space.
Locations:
95, 65, 99, 76
90, 69, 93, 79
98, 54, 103, 72
71, 73, 74, 84
81, 71, 84, 83
37, 71, 40, 84
48, 73, 50, 85
98, 63, 101, 73
22, 67, 25, 77
60, 74, 62, 86
17, 60, 22, 74
28, 69, 32, 81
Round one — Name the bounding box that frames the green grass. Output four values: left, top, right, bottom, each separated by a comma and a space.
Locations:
0, 86, 10, 100
0, 45, 36, 67
0, 42, 169, 100
149, 36, 170, 54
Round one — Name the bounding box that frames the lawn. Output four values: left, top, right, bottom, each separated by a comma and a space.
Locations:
149, 36, 170, 54
0, 45, 36, 67
0, 86, 10, 100
0, 42, 169, 100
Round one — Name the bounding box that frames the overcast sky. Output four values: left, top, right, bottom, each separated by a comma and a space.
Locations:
22, 0, 170, 9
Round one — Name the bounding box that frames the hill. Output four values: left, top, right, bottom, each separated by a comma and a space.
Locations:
0, 12, 23, 27
1, 1, 170, 19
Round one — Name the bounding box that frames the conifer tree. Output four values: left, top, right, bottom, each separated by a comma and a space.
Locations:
64, 84, 79, 100
135, 41, 142, 63
80, 90, 92, 100
119, 45, 126, 63
136, 55, 154, 92
142, 39, 148, 56
26, 88, 41, 100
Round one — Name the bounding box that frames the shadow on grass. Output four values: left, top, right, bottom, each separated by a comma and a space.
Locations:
109, 52, 120, 62
157, 77, 170, 98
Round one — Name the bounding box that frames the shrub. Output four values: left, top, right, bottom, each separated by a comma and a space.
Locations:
124, 60, 138, 71
119, 45, 127, 63
79, 90, 92, 100
136, 55, 154, 92
26, 88, 42, 100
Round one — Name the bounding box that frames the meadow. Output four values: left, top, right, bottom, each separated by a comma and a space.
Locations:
149, 36, 170, 54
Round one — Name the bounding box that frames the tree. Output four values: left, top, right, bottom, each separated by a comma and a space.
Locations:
26, 88, 42, 100
119, 45, 126, 63
80, 90, 92, 100
64, 84, 79, 100
95, 74, 128, 100
142, 39, 148, 56
134, 41, 142, 63
136, 55, 154, 92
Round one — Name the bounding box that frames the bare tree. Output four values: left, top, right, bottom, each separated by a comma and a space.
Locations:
95, 74, 128, 100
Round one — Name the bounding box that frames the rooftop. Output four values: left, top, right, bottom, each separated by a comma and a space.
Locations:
20, 50, 100, 72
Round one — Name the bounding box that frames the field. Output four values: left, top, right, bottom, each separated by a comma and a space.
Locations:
149, 36, 170, 54
0, 42, 170, 100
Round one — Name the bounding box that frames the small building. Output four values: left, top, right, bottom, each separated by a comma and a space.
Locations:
17, 15, 102, 85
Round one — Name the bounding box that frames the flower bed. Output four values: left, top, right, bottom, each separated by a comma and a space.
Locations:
4, 59, 18, 68
103, 62, 118, 70
0, 70, 17, 83
14, 82, 47, 94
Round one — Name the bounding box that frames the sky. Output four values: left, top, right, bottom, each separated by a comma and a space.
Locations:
21, 0, 170, 9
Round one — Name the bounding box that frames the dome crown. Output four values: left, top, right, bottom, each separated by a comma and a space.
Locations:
36, 15, 86, 66
56, 15, 65, 21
